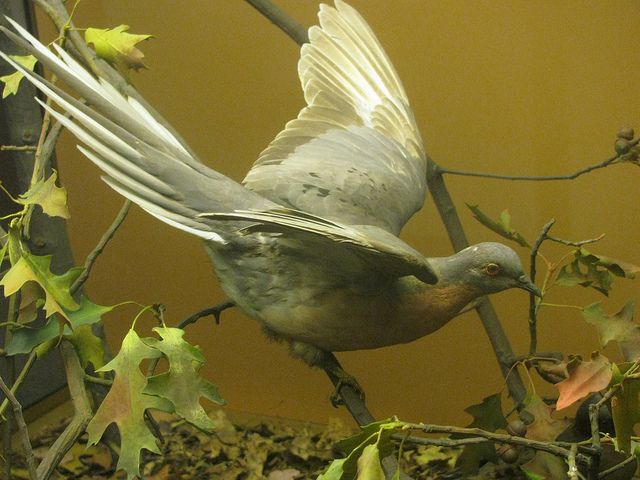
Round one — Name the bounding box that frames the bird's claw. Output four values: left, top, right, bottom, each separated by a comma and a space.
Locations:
330, 373, 365, 407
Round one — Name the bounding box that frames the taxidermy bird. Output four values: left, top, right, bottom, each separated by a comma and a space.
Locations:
1, 1, 539, 397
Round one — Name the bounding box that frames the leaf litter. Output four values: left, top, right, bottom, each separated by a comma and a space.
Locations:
8, 409, 533, 479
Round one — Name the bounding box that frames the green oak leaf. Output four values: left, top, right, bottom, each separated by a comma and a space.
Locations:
87, 329, 172, 479
0, 251, 83, 321
576, 247, 640, 279
0, 54, 37, 98
317, 458, 347, 480
521, 394, 571, 478
455, 393, 507, 474
582, 301, 639, 361
143, 327, 224, 432
85, 25, 152, 73
65, 324, 106, 371
555, 248, 638, 295
466, 204, 530, 248
355, 444, 384, 480
555, 257, 613, 295
319, 419, 404, 480
17, 171, 70, 219
6, 296, 112, 355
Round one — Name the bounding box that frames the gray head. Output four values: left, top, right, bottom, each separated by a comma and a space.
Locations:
434, 242, 541, 296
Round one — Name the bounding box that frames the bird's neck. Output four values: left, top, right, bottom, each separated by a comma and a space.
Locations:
394, 275, 482, 335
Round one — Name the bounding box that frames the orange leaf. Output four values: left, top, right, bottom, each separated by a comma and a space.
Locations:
556, 352, 612, 410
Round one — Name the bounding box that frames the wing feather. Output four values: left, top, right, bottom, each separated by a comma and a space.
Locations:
244, 0, 427, 235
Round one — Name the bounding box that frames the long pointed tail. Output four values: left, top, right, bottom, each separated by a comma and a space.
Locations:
0, 18, 272, 242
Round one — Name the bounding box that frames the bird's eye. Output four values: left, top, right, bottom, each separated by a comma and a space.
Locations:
484, 263, 501, 276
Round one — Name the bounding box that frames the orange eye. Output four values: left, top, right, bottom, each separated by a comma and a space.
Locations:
485, 263, 501, 276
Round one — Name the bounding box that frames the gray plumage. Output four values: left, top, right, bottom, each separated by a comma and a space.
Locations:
0, 1, 539, 373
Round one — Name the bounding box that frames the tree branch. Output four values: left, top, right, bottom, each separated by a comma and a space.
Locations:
529, 219, 555, 355
70, 200, 131, 295
0, 371, 37, 480
438, 147, 635, 181
427, 162, 527, 403
0, 351, 36, 419
245, 0, 309, 46
36, 341, 93, 480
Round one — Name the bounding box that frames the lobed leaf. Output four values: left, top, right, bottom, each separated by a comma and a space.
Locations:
582, 301, 640, 361
6, 296, 112, 355
143, 326, 224, 432
0, 251, 83, 322
0, 54, 37, 98
87, 329, 172, 479
85, 25, 152, 73
555, 353, 613, 410
455, 393, 506, 474
17, 171, 70, 219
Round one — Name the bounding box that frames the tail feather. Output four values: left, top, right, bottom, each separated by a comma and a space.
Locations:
0, 18, 273, 241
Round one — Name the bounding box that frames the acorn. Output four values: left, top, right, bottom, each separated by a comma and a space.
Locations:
506, 418, 527, 437
617, 126, 634, 141
497, 444, 519, 464
615, 138, 631, 155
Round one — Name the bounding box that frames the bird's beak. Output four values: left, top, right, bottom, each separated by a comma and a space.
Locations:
516, 274, 542, 297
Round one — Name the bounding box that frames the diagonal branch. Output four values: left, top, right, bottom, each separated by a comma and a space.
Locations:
36, 341, 93, 480
70, 200, 131, 295
0, 372, 37, 480
245, 0, 309, 45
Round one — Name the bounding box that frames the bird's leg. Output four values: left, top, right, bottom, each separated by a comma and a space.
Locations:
288, 341, 366, 407
321, 352, 365, 408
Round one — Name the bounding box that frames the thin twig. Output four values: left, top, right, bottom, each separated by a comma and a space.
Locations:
178, 301, 235, 329
439, 145, 636, 181
598, 454, 637, 479
412, 422, 577, 459
146, 300, 236, 378
83, 373, 112, 386
546, 233, 606, 248
0, 351, 36, 419
568, 444, 580, 480
70, 200, 131, 294
0, 373, 37, 480
0, 145, 37, 152
529, 219, 555, 355
36, 341, 93, 480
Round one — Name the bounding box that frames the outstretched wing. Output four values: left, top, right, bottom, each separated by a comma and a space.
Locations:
243, 0, 427, 236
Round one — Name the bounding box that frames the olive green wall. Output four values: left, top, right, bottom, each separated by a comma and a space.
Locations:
38, 1, 639, 426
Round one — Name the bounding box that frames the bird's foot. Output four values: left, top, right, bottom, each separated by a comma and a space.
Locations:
330, 369, 365, 407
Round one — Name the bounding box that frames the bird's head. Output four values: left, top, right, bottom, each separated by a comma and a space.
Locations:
437, 242, 541, 296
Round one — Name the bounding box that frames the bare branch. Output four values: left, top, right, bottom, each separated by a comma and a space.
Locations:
0, 351, 36, 418
0, 145, 37, 152
529, 219, 555, 355
36, 341, 93, 480
546, 233, 606, 248
70, 200, 131, 295
0, 373, 37, 480
439, 152, 627, 182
